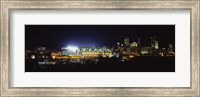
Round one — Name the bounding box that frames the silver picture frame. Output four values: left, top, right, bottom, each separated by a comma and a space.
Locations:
1, 0, 199, 96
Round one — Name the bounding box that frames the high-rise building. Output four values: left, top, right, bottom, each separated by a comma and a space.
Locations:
124, 37, 130, 47
155, 41, 159, 49
130, 42, 137, 47
150, 37, 159, 49
168, 44, 175, 56
168, 44, 173, 51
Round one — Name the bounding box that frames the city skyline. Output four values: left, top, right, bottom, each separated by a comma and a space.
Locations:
25, 25, 175, 50
25, 25, 175, 72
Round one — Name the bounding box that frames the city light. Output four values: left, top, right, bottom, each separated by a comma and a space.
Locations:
31, 55, 35, 59
25, 25, 175, 72
66, 46, 78, 52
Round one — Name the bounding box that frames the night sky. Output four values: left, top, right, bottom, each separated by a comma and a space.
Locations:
25, 25, 175, 50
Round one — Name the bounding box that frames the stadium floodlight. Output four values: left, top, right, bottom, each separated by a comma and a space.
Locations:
66, 46, 78, 52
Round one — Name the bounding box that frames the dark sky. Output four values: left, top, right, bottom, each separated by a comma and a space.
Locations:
25, 25, 175, 50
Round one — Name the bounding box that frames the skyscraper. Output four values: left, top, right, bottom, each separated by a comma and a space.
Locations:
168, 44, 173, 51
130, 42, 137, 47
124, 37, 130, 47
155, 41, 159, 49
150, 37, 159, 49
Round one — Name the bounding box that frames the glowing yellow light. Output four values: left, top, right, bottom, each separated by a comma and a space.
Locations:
105, 52, 112, 55
56, 56, 70, 59
70, 56, 81, 59
129, 55, 134, 58
82, 52, 100, 55
50, 62, 56, 65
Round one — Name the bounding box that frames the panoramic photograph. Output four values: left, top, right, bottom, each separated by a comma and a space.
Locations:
25, 25, 175, 72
